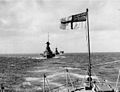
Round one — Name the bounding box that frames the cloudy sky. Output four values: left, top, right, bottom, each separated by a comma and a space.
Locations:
0, 0, 120, 54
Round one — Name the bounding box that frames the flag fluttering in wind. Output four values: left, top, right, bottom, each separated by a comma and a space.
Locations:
59, 9, 93, 89
60, 16, 72, 30
60, 11, 87, 30
60, 18, 69, 30
72, 12, 87, 22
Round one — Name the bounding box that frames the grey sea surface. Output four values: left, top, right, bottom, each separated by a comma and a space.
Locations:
0, 52, 120, 92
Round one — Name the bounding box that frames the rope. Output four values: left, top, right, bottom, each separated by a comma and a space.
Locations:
46, 78, 52, 92
115, 69, 120, 91
67, 69, 75, 89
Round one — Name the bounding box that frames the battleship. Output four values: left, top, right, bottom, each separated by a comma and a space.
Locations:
40, 33, 63, 59
43, 40, 55, 59
55, 48, 59, 55
40, 33, 55, 59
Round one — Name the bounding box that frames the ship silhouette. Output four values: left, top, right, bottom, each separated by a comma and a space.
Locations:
40, 33, 64, 59
43, 39, 55, 58
55, 48, 59, 55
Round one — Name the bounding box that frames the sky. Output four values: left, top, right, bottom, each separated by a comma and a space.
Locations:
0, 0, 120, 54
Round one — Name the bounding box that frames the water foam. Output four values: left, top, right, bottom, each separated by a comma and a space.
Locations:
25, 77, 42, 81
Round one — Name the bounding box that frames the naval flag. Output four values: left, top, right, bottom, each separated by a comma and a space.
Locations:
60, 16, 72, 30
60, 11, 87, 30
72, 12, 87, 22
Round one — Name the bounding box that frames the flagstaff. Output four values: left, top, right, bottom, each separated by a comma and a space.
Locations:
86, 8, 92, 89
59, 8, 118, 92
60, 8, 93, 89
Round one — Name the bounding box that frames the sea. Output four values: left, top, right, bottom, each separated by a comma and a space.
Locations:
0, 52, 120, 92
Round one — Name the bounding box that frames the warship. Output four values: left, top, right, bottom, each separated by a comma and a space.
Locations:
40, 34, 63, 59
40, 33, 55, 59
41, 8, 120, 92
54, 48, 60, 55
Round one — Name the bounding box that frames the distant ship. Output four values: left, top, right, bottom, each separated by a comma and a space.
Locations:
43, 40, 55, 58
54, 48, 59, 55
55, 48, 64, 55
40, 33, 64, 59
40, 33, 55, 59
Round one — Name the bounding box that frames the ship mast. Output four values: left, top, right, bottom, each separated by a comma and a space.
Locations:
48, 32, 49, 42
46, 32, 50, 48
